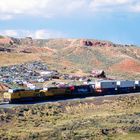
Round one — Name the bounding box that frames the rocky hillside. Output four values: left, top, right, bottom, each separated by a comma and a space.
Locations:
0, 36, 140, 79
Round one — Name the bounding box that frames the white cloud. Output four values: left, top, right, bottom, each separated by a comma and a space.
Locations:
89, 0, 134, 12
0, 0, 140, 20
0, 29, 65, 39
0, 0, 87, 20
0, 14, 13, 20
34, 29, 65, 39
129, 2, 140, 12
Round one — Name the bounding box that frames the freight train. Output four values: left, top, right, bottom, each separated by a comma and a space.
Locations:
3, 80, 140, 103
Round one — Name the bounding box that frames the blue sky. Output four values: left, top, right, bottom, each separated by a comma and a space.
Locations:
0, 0, 140, 45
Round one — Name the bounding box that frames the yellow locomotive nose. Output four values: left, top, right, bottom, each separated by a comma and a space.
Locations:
3, 92, 11, 102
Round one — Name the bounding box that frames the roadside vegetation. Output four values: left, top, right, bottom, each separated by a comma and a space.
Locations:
0, 94, 140, 140
0, 35, 4, 39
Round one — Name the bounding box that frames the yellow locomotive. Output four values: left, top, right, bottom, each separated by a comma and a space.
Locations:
3, 88, 41, 103
40, 87, 72, 97
3, 86, 72, 103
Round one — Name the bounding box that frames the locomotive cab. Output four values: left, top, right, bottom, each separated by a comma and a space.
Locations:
3, 91, 12, 102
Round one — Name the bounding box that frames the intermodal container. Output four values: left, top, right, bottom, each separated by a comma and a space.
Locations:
117, 80, 135, 93
135, 80, 140, 92
95, 80, 117, 95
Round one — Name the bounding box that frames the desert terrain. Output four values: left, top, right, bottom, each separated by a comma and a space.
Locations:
0, 36, 140, 79
0, 36, 140, 140
0, 94, 140, 140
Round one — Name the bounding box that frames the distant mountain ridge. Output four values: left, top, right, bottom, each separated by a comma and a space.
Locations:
0, 35, 138, 47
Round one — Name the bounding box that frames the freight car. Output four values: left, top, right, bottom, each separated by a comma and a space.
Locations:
88, 80, 140, 94
94, 80, 117, 95
135, 81, 140, 92
117, 80, 135, 94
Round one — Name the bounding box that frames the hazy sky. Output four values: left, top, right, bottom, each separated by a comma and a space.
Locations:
0, 0, 140, 45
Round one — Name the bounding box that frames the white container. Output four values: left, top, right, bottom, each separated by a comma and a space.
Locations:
117, 80, 135, 88
95, 80, 117, 89
135, 81, 140, 86
8, 89, 14, 93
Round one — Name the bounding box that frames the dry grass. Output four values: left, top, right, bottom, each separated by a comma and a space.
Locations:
0, 94, 140, 139
65, 102, 96, 114
0, 53, 41, 66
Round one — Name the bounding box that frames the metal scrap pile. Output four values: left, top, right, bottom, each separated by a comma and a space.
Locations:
0, 61, 50, 85
91, 70, 106, 78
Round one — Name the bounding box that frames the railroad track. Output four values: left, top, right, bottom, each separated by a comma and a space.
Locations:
0, 92, 140, 108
